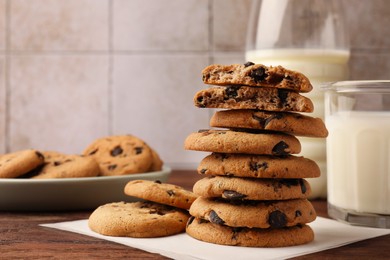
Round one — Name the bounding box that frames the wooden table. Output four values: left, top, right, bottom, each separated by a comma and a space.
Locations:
1, 170, 389, 259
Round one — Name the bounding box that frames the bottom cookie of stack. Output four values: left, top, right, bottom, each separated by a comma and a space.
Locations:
186, 196, 316, 247
186, 217, 314, 247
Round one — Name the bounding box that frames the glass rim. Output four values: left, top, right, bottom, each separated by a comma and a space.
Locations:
321, 80, 390, 93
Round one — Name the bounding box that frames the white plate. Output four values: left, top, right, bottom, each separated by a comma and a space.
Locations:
0, 166, 171, 211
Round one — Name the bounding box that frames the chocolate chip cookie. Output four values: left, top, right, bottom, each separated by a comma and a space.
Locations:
83, 135, 154, 176
0, 149, 44, 178
186, 217, 314, 247
202, 62, 313, 93
148, 147, 163, 172
184, 130, 301, 155
31, 151, 100, 179
189, 197, 316, 229
124, 180, 197, 210
194, 86, 314, 113
198, 153, 320, 178
89, 201, 189, 237
193, 176, 311, 200
210, 109, 328, 137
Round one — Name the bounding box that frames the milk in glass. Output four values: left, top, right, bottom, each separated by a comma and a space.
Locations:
324, 80, 390, 228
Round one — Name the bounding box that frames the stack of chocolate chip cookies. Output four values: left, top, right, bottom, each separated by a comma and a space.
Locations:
184, 62, 328, 247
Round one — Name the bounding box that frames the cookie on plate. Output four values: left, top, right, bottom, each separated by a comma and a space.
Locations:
186, 217, 314, 247
148, 148, 163, 172
193, 176, 311, 201
31, 151, 100, 179
202, 62, 313, 93
210, 109, 328, 138
198, 153, 320, 179
124, 180, 197, 210
184, 130, 301, 155
83, 135, 154, 176
189, 197, 316, 229
0, 149, 44, 178
194, 86, 313, 113
89, 201, 189, 237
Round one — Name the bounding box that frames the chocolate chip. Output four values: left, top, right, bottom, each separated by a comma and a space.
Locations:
196, 96, 204, 105
279, 179, 299, 188
108, 164, 117, 170
244, 61, 255, 67
223, 190, 247, 200
187, 216, 195, 227
225, 85, 241, 99
249, 161, 268, 171
250, 67, 266, 82
268, 210, 287, 228
154, 180, 162, 184
272, 141, 290, 155
295, 210, 302, 217
202, 74, 210, 81
209, 210, 225, 225
167, 190, 175, 196
252, 114, 267, 128
200, 168, 207, 174
88, 149, 98, 155
110, 146, 123, 156
35, 151, 44, 160
135, 147, 143, 155
53, 161, 62, 166
299, 179, 307, 194
198, 218, 208, 224
277, 89, 289, 106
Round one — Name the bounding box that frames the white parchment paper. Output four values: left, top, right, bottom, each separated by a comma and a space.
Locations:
41, 217, 390, 260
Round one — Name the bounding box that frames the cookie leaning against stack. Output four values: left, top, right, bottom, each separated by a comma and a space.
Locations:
184, 62, 328, 247
88, 180, 198, 238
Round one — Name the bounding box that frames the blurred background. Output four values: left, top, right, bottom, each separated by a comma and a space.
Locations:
0, 0, 390, 170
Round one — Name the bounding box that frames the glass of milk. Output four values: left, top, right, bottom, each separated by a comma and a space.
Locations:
246, 0, 349, 198
324, 80, 390, 228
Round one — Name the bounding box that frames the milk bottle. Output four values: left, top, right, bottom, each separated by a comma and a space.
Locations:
246, 0, 349, 198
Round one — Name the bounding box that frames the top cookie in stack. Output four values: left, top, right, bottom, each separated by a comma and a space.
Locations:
184, 62, 328, 247
195, 62, 314, 112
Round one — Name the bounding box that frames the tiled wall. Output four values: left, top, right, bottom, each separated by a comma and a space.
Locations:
1, 0, 389, 169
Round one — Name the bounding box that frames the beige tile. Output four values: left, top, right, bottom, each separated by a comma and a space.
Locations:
212, 52, 246, 64
212, 0, 252, 51
343, 0, 390, 49
113, 0, 209, 51
0, 0, 5, 51
10, 0, 109, 51
8, 55, 110, 153
0, 55, 5, 153
112, 54, 210, 169
349, 51, 390, 80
